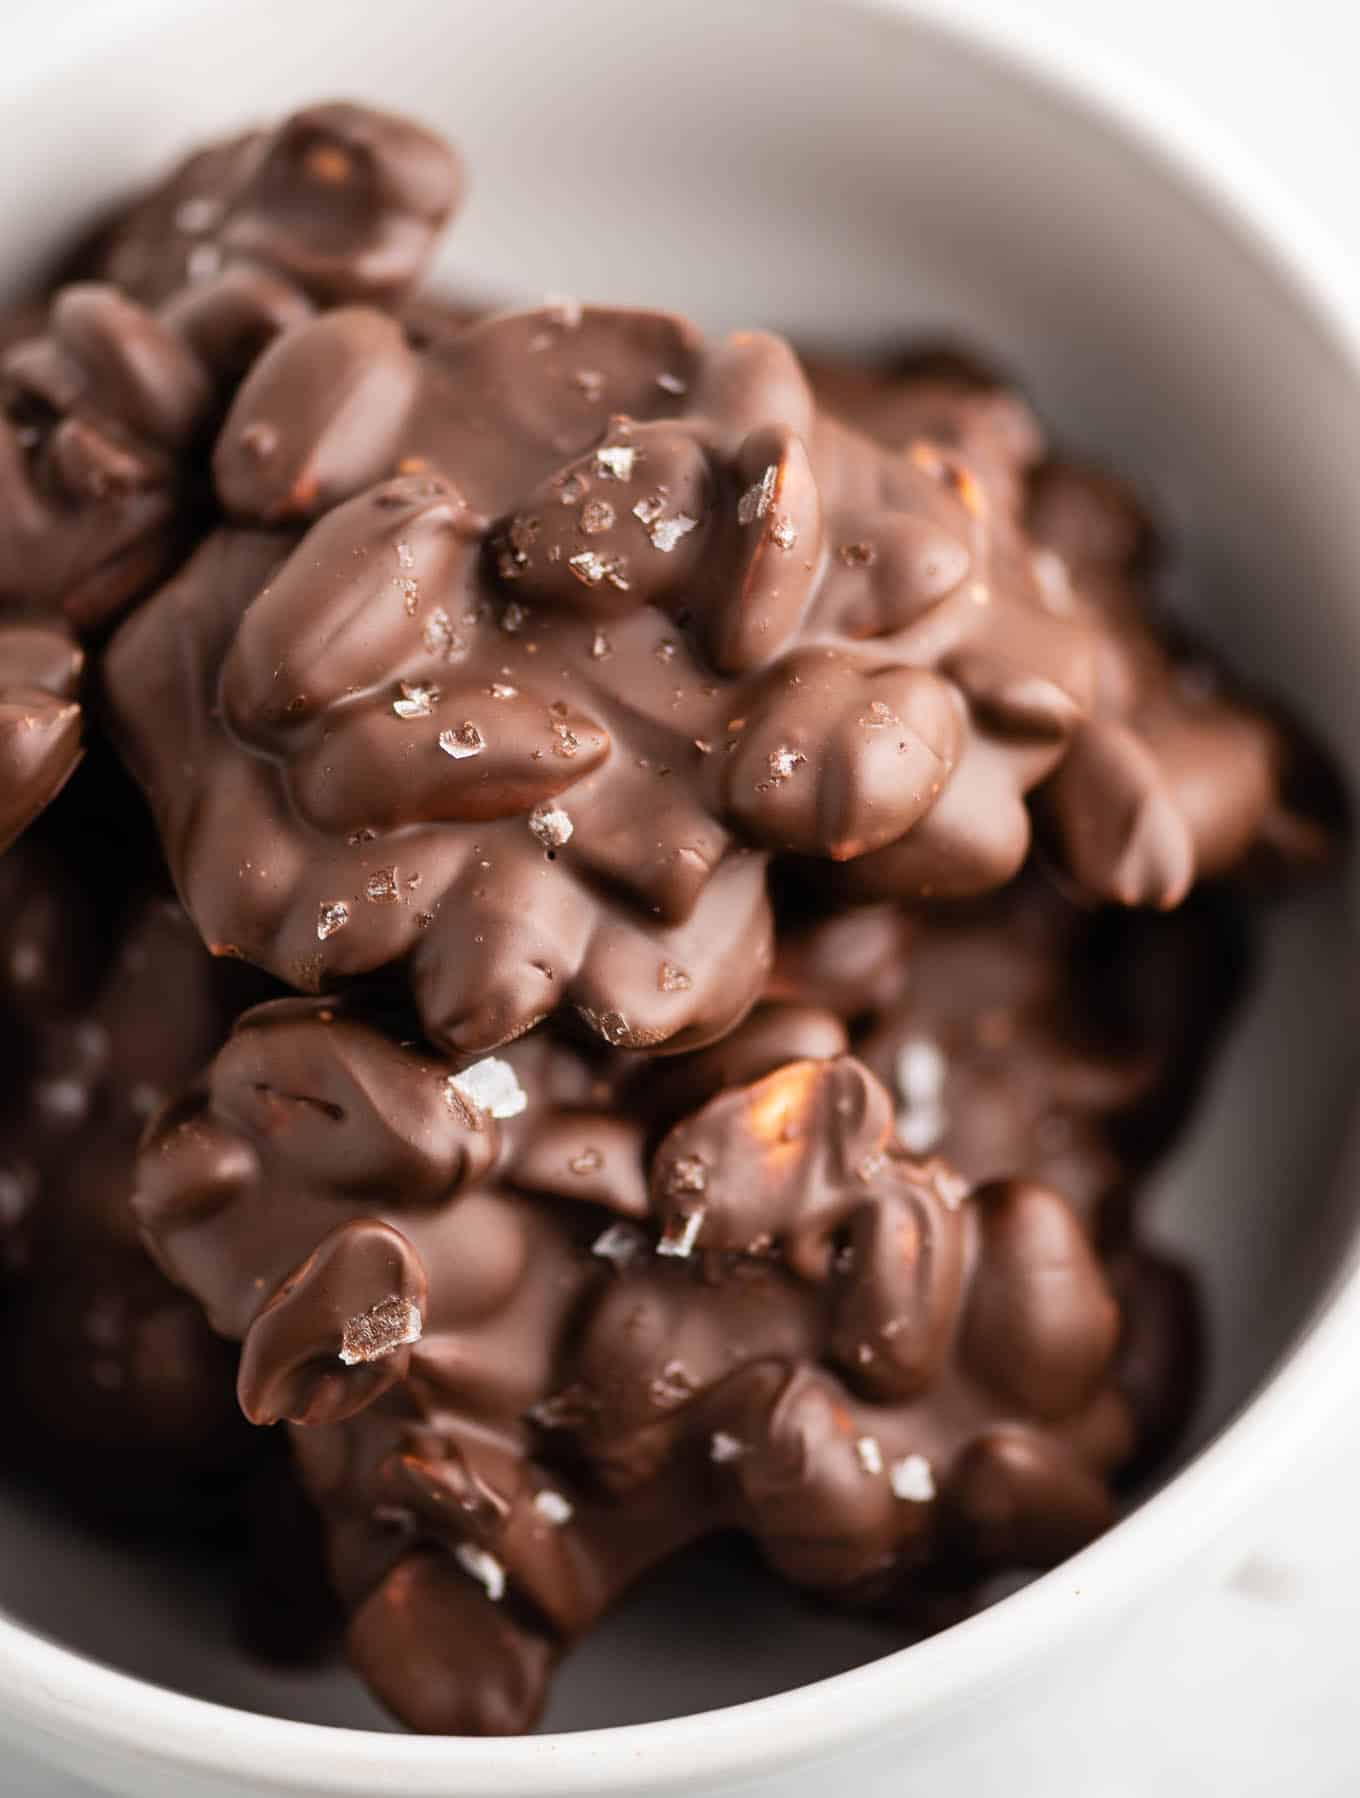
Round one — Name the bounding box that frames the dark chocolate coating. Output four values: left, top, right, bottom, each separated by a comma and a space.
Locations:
0, 622, 83, 851
106, 300, 1107, 1051
0, 271, 311, 632
136, 996, 1160, 1734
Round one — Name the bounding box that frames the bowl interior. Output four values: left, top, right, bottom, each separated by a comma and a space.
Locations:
2, 0, 1358, 1738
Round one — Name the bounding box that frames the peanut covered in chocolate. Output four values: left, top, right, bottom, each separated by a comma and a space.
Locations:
93, 101, 462, 311
135, 996, 1160, 1733
108, 300, 1106, 1051
1027, 461, 1338, 906
0, 271, 311, 631
0, 623, 83, 851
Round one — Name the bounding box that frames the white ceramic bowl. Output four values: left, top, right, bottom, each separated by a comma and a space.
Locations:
3, 2, 1360, 1793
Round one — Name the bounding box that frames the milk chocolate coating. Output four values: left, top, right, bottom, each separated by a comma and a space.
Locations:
0, 271, 311, 631
0, 622, 83, 850
106, 300, 1113, 1050
0, 829, 262, 1520
94, 102, 462, 311
137, 995, 1165, 1733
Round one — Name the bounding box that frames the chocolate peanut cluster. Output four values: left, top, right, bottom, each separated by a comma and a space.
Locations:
0, 101, 1340, 1737
135, 995, 1153, 1731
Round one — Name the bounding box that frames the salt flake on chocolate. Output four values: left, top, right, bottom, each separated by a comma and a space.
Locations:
855, 1435, 884, 1476
594, 445, 637, 481
592, 1221, 646, 1269
445, 1058, 527, 1121
890, 1453, 936, 1502
438, 722, 485, 760
455, 1542, 507, 1603
393, 682, 440, 719
646, 511, 698, 554
896, 1037, 948, 1156
338, 1294, 422, 1366
656, 1207, 705, 1259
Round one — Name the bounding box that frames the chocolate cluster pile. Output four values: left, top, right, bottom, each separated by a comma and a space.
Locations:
0, 103, 1339, 1733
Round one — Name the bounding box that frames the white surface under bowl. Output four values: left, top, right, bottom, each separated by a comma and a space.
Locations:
3, 1, 1360, 1793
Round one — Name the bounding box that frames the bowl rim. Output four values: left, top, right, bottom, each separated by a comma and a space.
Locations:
5, 0, 1360, 1790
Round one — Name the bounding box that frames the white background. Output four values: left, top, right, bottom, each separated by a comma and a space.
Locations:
10, 1, 1360, 1791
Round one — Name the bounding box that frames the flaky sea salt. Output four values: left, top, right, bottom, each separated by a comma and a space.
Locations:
438, 722, 485, 759
766, 746, 806, 783
737, 464, 778, 525
338, 1295, 422, 1366
592, 1221, 647, 1269
855, 1435, 884, 1476
533, 1490, 574, 1526
365, 869, 400, 904
594, 444, 637, 480
633, 498, 699, 553
529, 803, 574, 849
316, 901, 350, 941
393, 682, 439, 719
889, 1454, 936, 1503
445, 1058, 528, 1121
423, 609, 462, 658
896, 1036, 948, 1156
455, 1543, 506, 1602
656, 1208, 705, 1260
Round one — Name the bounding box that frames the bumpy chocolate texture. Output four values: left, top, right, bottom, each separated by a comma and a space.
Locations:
0, 104, 460, 635
136, 997, 1167, 1733
0, 271, 312, 633
760, 875, 1249, 1222
1026, 461, 1337, 905
0, 834, 259, 1519
93, 102, 463, 311
107, 298, 1111, 1054
810, 349, 1337, 907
